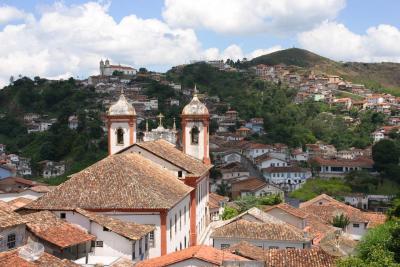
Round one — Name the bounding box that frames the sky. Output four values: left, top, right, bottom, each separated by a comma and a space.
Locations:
0, 0, 399, 88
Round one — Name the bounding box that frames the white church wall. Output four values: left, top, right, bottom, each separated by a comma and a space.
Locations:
167, 194, 191, 254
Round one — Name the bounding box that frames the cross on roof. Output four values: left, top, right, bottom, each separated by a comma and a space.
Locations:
157, 113, 164, 127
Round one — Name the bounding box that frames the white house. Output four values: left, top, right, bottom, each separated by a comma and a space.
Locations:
243, 143, 273, 160
0, 209, 26, 252
255, 154, 288, 170
262, 166, 312, 192
231, 177, 283, 200
211, 208, 311, 250
62, 209, 154, 263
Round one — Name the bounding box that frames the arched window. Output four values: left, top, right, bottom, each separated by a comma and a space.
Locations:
190, 126, 199, 145
116, 128, 124, 145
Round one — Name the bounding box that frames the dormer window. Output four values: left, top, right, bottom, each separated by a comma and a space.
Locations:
116, 128, 124, 145
190, 127, 199, 145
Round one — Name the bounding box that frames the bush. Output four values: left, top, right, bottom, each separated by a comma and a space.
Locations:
221, 207, 239, 220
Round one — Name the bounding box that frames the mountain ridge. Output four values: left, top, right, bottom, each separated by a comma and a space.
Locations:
248, 48, 400, 94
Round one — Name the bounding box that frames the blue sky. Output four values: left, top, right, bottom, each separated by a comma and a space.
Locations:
0, 0, 399, 86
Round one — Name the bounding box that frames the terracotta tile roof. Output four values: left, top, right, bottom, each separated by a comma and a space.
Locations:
0, 249, 79, 267
263, 248, 337, 267
135, 245, 248, 267
211, 219, 308, 242
7, 197, 34, 210
0, 208, 25, 229
364, 212, 387, 228
225, 241, 337, 266
311, 157, 374, 168
254, 154, 274, 164
220, 162, 247, 173
0, 177, 43, 187
75, 208, 154, 240
25, 153, 193, 211
263, 166, 310, 173
303, 214, 335, 244
120, 139, 211, 176
29, 185, 55, 193
247, 143, 272, 149
0, 200, 14, 212
300, 203, 368, 223
231, 177, 267, 192
209, 192, 228, 210
319, 230, 358, 257
23, 211, 95, 249
109, 64, 135, 70
263, 203, 308, 219
299, 194, 339, 209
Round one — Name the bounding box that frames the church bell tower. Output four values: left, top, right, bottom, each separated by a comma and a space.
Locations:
107, 91, 136, 155
181, 88, 210, 164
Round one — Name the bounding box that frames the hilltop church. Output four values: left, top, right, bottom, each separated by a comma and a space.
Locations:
25, 91, 212, 261
100, 59, 137, 76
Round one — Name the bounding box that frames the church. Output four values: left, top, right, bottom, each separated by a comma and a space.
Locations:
25, 91, 212, 261
100, 59, 137, 76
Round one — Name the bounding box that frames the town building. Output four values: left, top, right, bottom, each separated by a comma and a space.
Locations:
311, 157, 374, 177
231, 177, 283, 200
136, 245, 248, 267
24, 91, 213, 264
262, 166, 312, 192
225, 241, 337, 267
211, 208, 311, 250
100, 59, 137, 76
23, 211, 95, 260
209, 193, 228, 222
0, 209, 26, 252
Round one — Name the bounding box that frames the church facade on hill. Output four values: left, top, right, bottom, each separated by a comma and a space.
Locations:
100, 59, 137, 76
25, 91, 212, 263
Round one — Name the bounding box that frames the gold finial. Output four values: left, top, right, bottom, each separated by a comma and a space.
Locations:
173, 117, 176, 131
157, 113, 164, 127
194, 84, 198, 97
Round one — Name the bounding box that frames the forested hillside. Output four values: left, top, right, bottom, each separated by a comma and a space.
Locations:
248, 48, 400, 95
0, 77, 107, 183
168, 63, 385, 149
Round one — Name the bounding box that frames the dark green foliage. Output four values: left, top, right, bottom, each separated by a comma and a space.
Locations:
331, 213, 350, 229
234, 194, 282, 213
373, 140, 400, 170
289, 178, 352, 201
168, 63, 383, 149
344, 171, 379, 193
221, 206, 239, 220
249, 48, 334, 68
216, 181, 230, 197
0, 77, 107, 183
338, 221, 400, 266
112, 70, 124, 76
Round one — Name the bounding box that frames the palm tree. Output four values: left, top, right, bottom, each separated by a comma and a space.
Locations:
331, 213, 350, 229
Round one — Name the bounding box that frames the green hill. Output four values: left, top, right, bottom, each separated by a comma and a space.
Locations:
249, 48, 400, 95
250, 48, 335, 68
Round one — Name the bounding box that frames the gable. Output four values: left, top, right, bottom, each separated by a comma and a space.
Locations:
122, 146, 188, 178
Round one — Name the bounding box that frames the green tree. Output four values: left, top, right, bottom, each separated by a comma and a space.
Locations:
331, 213, 350, 229
372, 140, 400, 171
221, 206, 239, 220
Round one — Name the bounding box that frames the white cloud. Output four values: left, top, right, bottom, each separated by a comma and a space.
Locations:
203, 44, 282, 61
0, 2, 284, 89
298, 21, 400, 62
0, 5, 32, 24
162, 0, 346, 34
